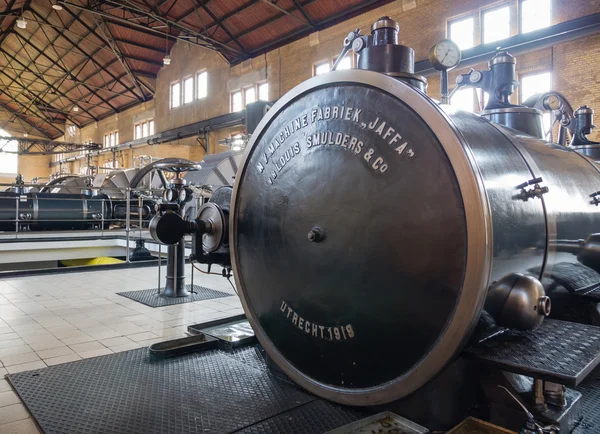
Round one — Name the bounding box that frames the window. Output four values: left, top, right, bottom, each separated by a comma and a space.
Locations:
183, 76, 194, 104
197, 71, 207, 99
521, 0, 551, 33
0, 131, 18, 175
449, 17, 474, 50
134, 119, 154, 139
104, 131, 118, 148
80, 139, 92, 156
336, 56, 353, 70
231, 82, 270, 112
483, 6, 510, 43
170, 81, 181, 108
451, 88, 475, 112
314, 61, 330, 76
231, 91, 243, 112
245, 87, 256, 106
521, 71, 552, 130
258, 82, 269, 101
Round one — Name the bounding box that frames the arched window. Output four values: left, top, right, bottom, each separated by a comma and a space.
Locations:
0, 129, 18, 175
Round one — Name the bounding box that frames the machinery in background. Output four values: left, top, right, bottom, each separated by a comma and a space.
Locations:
148, 160, 201, 298
0, 165, 165, 232
150, 16, 600, 434
0, 191, 156, 232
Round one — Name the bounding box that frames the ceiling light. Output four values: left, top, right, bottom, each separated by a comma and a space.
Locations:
163, 55, 171, 66
16, 18, 27, 29
73, 105, 79, 112
52, 4, 63, 10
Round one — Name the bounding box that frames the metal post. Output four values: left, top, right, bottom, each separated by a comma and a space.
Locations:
157, 242, 161, 294
190, 254, 194, 293
101, 198, 105, 236
14, 196, 19, 238
125, 187, 131, 263
441, 70, 449, 104
138, 195, 143, 236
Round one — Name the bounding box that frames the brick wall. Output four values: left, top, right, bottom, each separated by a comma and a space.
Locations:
51, 0, 600, 176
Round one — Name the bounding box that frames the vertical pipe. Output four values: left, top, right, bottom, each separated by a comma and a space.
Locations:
191, 256, 194, 293
158, 242, 162, 294
125, 187, 131, 263
14, 196, 19, 239
138, 196, 143, 236
101, 198, 105, 236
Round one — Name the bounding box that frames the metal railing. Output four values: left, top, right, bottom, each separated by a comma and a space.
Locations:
0, 182, 195, 265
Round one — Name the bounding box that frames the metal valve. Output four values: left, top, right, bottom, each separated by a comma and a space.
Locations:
332, 29, 361, 71
516, 177, 549, 201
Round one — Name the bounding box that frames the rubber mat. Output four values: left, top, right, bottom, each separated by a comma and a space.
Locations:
117, 285, 231, 307
234, 400, 369, 434
7, 347, 370, 434
573, 360, 600, 433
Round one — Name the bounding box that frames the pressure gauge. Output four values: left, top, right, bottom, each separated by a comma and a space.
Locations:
428, 39, 461, 71
469, 70, 483, 83
544, 94, 561, 111
163, 188, 177, 203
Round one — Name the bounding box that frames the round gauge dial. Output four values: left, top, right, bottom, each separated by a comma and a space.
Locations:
428, 39, 461, 71
178, 188, 187, 203
544, 94, 561, 111
163, 188, 176, 203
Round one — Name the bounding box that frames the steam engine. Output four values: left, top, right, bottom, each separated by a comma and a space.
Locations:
0, 191, 155, 231
150, 15, 600, 429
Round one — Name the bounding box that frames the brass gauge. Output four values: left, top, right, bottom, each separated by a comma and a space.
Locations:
543, 94, 561, 111
429, 39, 461, 71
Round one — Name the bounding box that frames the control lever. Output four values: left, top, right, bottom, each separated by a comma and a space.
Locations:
498, 386, 559, 434
331, 29, 361, 71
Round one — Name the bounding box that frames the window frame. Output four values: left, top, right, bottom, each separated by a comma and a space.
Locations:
104, 130, 119, 148
244, 85, 257, 106
196, 70, 208, 100
333, 53, 357, 70
313, 60, 331, 77
448, 15, 476, 50
231, 90, 244, 113
134, 119, 154, 140
519, 70, 552, 103
519, 0, 552, 34
257, 81, 269, 102
183, 75, 194, 105
481, 3, 511, 44
170, 80, 182, 109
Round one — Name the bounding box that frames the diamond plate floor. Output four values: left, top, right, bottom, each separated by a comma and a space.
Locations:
117, 285, 231, 307
6, 346, 370, 434
464, 319, 600, 386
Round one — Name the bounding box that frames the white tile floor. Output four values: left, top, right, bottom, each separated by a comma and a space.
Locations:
0, 264, 242, 433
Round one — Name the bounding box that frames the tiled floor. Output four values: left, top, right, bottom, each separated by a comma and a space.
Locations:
0, 264, 242, 433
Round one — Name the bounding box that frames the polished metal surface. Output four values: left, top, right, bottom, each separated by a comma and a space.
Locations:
196, 202, 226, 253
480, 107, 545, 139
445, 107, 547, 282
231, 69, 492, 406
485, 273, 550, 330
492, 126, 600, 280
208, 56, 600, 406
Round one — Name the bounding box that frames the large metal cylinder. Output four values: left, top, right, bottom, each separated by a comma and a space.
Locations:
0, 192, 106, 231
229, 70, 600, 406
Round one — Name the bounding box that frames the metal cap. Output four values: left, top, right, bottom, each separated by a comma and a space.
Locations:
575, 105, 594, 116
371, 16, 399, 33
489, 50, 516, 67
